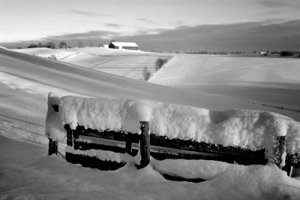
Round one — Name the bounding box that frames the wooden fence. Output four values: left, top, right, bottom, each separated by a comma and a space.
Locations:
48, 104, 300, 177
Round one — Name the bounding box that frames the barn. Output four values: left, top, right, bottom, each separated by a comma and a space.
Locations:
108, 42, 139, 50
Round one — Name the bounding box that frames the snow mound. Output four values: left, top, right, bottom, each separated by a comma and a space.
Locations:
46, 95, 300, 158
152, 159, 230, 180
60, 96, 128, 131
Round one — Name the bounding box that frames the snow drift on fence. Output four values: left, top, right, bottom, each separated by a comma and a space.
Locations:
46, 94, 300, 156
46, 92, 65, 141
66, 146, 124, 163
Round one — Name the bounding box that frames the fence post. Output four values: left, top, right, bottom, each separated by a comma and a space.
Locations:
48, 138, 58, 155
64, 124, 73, 147
139, 121, 150, 168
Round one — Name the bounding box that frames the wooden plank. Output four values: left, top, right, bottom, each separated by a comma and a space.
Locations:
150, 134, 264, 157
76, 135, 234, 161
150, 145, 228, 157
75, 135, 139, 155
75, 125, 139, 143
73, 126, 265, 164
77, 135, 126, 148
65, 123, 268, 165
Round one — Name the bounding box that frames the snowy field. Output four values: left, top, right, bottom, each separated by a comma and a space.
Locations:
150, 54, 300, 122
1, 47, 300, 199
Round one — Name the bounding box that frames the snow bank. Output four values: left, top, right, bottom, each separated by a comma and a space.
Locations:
150, 105, 297, 153
46, 94, 300, 156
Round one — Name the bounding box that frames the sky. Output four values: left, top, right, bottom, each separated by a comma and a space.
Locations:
1, 0, 300, 51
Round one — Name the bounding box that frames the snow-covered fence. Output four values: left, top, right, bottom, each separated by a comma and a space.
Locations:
45, 93, 300, 175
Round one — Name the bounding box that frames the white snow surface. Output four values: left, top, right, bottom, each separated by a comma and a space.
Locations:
48, 95, 300, 156
1, 136, 300, 200
110, 42, 139, 48
1, 47, 300, 200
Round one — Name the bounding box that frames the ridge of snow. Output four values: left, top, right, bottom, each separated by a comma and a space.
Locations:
47, 95, 300, 159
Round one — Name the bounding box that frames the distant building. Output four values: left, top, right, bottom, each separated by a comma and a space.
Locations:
108, 42, 139, 50
260, 51, 268, 56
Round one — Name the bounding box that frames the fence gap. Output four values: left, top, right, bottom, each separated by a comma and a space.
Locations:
126, 133, 133, 155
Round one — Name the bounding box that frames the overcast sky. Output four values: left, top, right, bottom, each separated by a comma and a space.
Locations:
1, 0, 300, 51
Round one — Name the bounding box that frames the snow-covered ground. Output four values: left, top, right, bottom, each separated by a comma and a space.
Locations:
1, 136, 300, 200
1, 48, 300, 199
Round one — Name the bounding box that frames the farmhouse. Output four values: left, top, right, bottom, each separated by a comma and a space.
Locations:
108, 42, 139, 50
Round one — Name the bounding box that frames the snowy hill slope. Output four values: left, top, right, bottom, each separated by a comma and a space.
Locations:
0, 48, 265, 144
150, 55, 300, 86
13, 47, 170, 80
0, 48, 267, 111
63, 53, 162, 80
13, 47, 76, 60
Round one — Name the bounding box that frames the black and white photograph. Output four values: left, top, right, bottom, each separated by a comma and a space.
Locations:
0, 0, 300, 199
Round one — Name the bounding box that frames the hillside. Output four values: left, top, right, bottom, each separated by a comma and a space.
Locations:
150, 54, 300, 121
150, 55, 300, 85
13, 47, 170, 80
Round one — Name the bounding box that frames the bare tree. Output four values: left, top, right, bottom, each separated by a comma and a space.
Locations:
59, 41, 67, 49
143, 67, 151, 81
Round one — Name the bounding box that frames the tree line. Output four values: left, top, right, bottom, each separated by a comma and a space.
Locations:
26, 41, 68, 49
